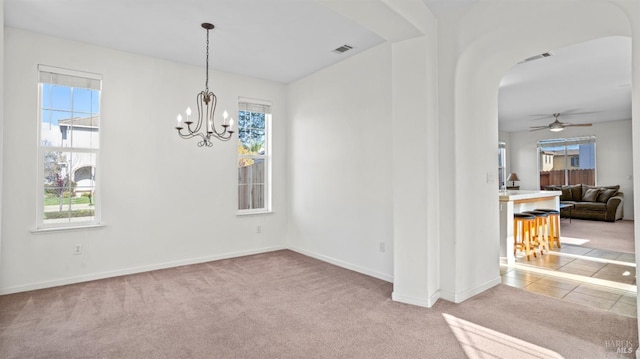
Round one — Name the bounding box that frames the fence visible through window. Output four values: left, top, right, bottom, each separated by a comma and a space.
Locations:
238, 158, 265, 210
540, 169, 595, 188
237, 99, 271, 213
538, 136, 596, 189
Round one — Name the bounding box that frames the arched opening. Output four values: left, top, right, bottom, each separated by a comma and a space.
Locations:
443, 1, 635, 316
498, 36, 634, 315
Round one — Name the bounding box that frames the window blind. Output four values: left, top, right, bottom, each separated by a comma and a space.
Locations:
38, 65, 101, 90
238, 102, 271, 114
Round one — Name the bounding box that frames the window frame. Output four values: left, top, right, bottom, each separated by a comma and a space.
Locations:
35, 65, 102, 230
537, 136, 596, 188
237, 98, 272, 215
498, 141, 506, 190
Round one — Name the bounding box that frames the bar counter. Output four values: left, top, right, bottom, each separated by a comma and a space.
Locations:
499, 190, 561, 264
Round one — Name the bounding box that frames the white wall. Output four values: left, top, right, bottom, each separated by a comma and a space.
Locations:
0, 28, 288, 294
390, 33, 441, 307
0, 0, 4, 264
286, 43, 394, 281
509, 119, 634, 219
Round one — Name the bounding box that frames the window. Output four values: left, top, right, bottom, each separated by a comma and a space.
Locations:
498, 142, 506, 189
570, 157, 580, 168
237, 99, 271, 213
538, 136, 596, 189
37, 65, 101, 229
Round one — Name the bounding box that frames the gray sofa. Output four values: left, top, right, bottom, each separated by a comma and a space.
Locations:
544, 184, 624, 222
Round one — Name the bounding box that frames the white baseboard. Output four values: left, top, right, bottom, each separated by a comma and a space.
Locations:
288, 247, 393, 283
440, 275, 502, 303
392, 290, 440, 308
0, 245, 286, 295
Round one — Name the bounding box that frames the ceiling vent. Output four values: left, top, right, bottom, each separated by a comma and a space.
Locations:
519, 52, 553, 64
332, 44, 354, 54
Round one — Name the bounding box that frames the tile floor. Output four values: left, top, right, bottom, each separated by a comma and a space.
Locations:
501, 244, 637, 318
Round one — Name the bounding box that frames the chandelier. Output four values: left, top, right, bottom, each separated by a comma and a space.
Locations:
175, 23, 234, 147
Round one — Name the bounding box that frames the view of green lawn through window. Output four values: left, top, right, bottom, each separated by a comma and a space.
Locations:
38, 66, 101, 227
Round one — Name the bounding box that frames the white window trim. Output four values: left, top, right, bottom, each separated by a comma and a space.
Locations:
36, 65, 103, 230
537, 136, 597, 188
237, 98, 272, 215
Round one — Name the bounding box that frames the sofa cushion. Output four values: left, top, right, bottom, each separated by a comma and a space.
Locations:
600, 185, 620, 192
573, 201, 607, 211
582, 188, 600, 202
597, 188, 618, 203
565, 185, 582, 201
544, 185, 570, 200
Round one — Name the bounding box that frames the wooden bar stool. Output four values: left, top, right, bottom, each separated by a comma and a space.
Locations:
524, 210, 550, 255
535, 209, 561, 249
513, 213, 537, 260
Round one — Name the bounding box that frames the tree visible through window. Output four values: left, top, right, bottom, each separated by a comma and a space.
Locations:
237, 100, 271, 212
38, 65, 101, 228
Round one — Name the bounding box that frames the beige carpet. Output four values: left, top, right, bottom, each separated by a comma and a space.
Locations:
0, 250, 637, 358
561, 219, 635, 254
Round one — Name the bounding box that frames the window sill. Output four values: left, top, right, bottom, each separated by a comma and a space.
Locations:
236, 210, 273, 216
31, 223, 106, 234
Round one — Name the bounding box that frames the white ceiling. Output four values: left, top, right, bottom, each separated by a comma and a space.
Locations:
4, 0, 386, 84
4, 1, 631, 133
499, 36, 632, 133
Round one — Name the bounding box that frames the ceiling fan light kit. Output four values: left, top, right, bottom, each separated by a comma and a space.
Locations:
529, 113, 593, 132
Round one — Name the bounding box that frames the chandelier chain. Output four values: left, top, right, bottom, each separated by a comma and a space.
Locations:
205, 27, 210, 92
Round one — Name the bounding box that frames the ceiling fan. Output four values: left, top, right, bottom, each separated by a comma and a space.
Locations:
529, 113, 593, 132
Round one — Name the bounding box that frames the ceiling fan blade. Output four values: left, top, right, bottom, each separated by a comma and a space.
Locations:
529, 127, 549, 131
529, 115, 554, 121
561, 110, 599, 116
564, 123, 593, 127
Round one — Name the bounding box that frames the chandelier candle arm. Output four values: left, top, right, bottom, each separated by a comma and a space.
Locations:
174, 22, 234, 147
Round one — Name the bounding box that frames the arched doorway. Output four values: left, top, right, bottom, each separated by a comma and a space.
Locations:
443, 0, 636, 315
498, 36, 635, 315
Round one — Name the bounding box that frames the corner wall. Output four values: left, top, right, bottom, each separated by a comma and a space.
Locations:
286, 43, 394, 281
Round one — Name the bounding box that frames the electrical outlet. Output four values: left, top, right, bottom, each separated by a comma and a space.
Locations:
256, 225, 262, 234
73, 244, 82, 255
379, 242, 386, 252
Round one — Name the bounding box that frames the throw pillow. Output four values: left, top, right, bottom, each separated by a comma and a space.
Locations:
567, 185, 582, 201
597, 188, 618, 203
582, 188, 600, 202
601, 185, 620, 192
